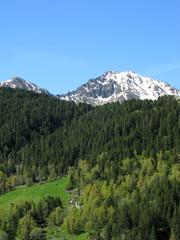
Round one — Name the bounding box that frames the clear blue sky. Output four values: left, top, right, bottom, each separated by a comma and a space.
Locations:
0, 0, 179, 94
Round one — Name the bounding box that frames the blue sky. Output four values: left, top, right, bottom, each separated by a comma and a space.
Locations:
0, 0, 179, 94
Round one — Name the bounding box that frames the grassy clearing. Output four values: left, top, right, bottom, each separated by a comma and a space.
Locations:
46, 228, 89, 240
0, 176, 70, 209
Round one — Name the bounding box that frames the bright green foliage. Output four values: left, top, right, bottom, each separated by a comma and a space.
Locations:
29, 227, 43, 240
0, 196, 63, 239
17, 213, 37, 240
47, 206, 64, 226
63, 154, 180, 240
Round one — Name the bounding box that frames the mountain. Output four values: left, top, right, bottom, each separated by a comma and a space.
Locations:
1, 72, 180, 106
57, 71, 180, 106
0, 77, 50, 95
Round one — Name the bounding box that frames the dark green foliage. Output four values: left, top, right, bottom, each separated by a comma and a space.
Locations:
0, 88, 179, 187
0, 87, 92, 185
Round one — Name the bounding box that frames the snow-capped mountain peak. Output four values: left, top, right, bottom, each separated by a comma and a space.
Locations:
58, 71, 180, 106
0, 77, 49, 95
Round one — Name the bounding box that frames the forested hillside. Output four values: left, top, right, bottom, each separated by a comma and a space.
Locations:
0, 87, 92, 190
0, 87, 179, 239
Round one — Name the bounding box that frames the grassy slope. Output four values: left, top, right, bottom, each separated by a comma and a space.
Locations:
46, 228, 89, 240
0, 177, 89, 239
0, 176, 70, 209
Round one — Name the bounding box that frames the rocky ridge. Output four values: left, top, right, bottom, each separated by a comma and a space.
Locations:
57, 71, 180, 106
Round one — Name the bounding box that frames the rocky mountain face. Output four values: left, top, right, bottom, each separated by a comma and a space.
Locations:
0, 77, 50, 95
1, 72, 180, 106
57, 71, 180, 106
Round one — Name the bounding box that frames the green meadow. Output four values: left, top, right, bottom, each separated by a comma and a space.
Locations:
46, 228, 89, 240
0, 176, 70, 209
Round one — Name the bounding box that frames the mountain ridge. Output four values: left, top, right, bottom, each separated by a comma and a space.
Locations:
1, 71, 180, 106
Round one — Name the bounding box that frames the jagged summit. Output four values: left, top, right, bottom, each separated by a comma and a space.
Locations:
0, 77, 49, 95
58, 71, 180, 106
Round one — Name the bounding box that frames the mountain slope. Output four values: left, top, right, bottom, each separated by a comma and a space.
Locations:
0, 87, 179, 240
58, 71, 180, 106
0, 77, 50, 95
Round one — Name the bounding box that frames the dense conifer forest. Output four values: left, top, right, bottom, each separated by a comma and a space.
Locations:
0, 87, 179, 239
